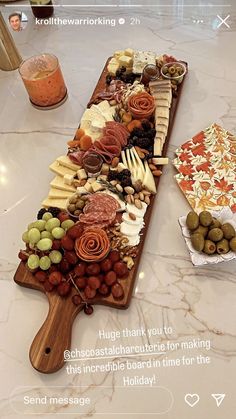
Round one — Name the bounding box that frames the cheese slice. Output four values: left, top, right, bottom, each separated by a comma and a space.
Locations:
56, 155, 80, 171
42, 197, 68, 210
156, 116, 169, 126
152, 157, 169, 165
156, 131, 166, 143
154, 138, 162, 156
157, 124, 168, 135
48, 188, 74, 199
155, 107, 169, 119
126, 202, 147, 218
120, 222, 142, 237
149, 80, 171, 88
154, 99, 169, 108
49, 161, 76, 177
50, 176, 76, 192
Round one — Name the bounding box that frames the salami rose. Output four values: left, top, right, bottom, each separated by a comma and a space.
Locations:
128, 92, 155, 119
75, 228, 110, 262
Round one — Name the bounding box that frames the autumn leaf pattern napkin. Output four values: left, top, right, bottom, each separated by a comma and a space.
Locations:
173, 123, 236, 213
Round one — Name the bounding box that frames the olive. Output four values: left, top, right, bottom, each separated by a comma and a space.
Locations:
208, 228, 224, 242
191, 233, 204, 252
169, 66, 176, 75
176, 66, 183, 74
209, 217, 221, 230
186, 211, 199, 231
221, 223, 235, 240
192, 225, 208, 238
199, 211, 213, 227
162, 66, 168, 74
74, 210, 82, 217
216, 239, 229, 254
69, 197, 77, 204
75, 199, 85, 210
203, 240, 216, 255
229, 237, 236, 251
68, 204, 76, 213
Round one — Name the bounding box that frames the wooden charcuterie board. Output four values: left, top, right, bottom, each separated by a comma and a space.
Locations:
14, 58, 188, 374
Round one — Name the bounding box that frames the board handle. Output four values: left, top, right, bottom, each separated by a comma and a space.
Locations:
29, 294, 83, 373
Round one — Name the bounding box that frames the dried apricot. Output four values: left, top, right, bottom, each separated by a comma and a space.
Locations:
67, 140, 80, 148
127, 119, 142, 133
74, 128, 85, 141
80, 135, 92, 151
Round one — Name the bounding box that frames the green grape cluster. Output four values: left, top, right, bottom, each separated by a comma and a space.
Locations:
23, 211, 75, 271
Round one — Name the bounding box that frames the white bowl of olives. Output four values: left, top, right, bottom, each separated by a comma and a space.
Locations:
161, 61, 187, 84
66, 192, 89, 219
179, 207, 236, 266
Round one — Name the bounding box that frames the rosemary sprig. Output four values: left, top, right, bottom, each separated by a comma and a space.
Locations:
96, 179, 125, 202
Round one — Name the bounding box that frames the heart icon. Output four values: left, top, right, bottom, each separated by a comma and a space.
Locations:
184, 393, 200, 407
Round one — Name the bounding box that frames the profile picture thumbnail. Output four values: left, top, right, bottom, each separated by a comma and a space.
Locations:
8, 12, 28, 32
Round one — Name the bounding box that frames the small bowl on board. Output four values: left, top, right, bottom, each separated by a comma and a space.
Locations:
161, 61, 187, 84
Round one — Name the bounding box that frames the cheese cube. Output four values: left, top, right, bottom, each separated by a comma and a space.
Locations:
84, 182, 93, 192
114, 50, 124, 58
109, 57, 118, 65
108, 62, 119, 76
77, 168, 87, 180
124, 48, 134, 57
91, 181, 104, 193
77, 186, 88, 194
101, 163, 110, 175
118, 55, 133, 67
88, 177, 96, 184
64, 174, 74, 186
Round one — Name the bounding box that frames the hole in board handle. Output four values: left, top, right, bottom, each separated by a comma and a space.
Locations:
45, 347, 51, 354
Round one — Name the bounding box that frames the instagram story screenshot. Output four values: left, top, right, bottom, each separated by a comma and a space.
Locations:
0, 0, 236, 418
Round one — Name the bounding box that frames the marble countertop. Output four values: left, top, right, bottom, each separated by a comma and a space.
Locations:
0, 1, 236, 418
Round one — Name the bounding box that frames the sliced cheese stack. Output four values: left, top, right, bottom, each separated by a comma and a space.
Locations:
121, 147, 156, 194
120, 202, 147, 246
80, 100, 115, 142
42, 155, 79, 210
107, 49, 134, 76
149, 80, 172, 156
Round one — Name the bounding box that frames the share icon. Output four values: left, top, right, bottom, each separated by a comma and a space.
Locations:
211, 394, 225, 407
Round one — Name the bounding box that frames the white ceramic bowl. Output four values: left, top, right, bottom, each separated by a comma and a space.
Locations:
179, 207, 236, 266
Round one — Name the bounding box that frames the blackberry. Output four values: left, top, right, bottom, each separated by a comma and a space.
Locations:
47, 207, 61, 217
116, 69, 122, 78
123, 73, 136, 84
121, 169, 131, 178
37, 208, 47, 220
146, 128, 156, 139
121, 176, 132, 188
141, 120, 152, 131
130, 128, 143, 138
107, 170, 118, 182
136, 137, 152, 149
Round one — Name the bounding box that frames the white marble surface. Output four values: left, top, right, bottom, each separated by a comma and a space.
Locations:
1, 1, 236, 418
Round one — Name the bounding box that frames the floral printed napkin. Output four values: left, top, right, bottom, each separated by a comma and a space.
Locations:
173, 123, 236, 213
